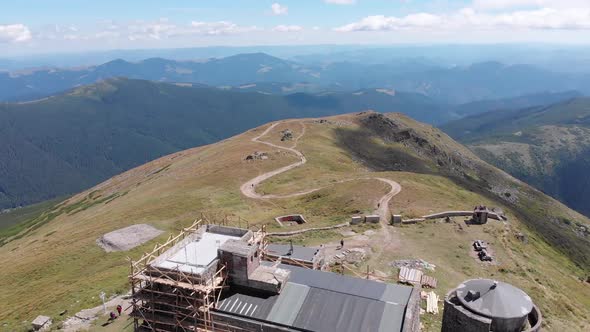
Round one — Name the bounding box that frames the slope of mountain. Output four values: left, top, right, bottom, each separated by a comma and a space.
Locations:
2, 53, 589, 104
1, 112, 589, 331
0, 78, 450, 210
447, 90, 583, 119
441, 97, 590, 217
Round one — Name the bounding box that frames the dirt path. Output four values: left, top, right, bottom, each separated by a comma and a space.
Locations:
240, 122, 312, 199
240, 120, 404, 267
240, 121, 402, 224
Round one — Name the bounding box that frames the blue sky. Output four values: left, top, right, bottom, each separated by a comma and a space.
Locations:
1, 0, 589, 55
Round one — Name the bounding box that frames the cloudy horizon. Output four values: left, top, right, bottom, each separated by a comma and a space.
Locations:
2, 0, 590, 56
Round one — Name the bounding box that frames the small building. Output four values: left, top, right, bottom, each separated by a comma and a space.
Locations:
265, 243, 324, 270
473, 206, 489, 224
442, 279, 542, 332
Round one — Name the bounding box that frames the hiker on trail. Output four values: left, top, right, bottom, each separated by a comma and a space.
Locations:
340, 239, 344, 249
116, 304, 122, 316
377, 203, 380, 208
109, 312, 117, 322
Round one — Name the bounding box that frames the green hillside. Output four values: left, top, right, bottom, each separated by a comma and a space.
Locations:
441, 97, 590, 217
0, 112, 588, 331
0, 78, 445, 210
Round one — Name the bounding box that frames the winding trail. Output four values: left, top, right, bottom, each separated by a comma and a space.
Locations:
240, 121, 402, 228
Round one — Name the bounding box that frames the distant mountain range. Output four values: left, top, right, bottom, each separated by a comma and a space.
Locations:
2, 52, 589, 103
442, 97, 590, 217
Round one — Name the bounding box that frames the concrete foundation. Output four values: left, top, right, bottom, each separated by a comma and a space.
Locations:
351, 216, 364, 225
32, 315, 52, 331
275, 215, 307, 227
365, 215, 380, 223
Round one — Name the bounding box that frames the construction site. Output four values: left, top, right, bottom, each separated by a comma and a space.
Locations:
128, 220, 421, 332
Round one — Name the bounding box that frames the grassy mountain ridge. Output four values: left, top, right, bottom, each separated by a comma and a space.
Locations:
441, 97, 590, 217
0, 112, 588, 331
0, 78, 449, 210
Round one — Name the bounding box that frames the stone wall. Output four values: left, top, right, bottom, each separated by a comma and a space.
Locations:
524, 305, 543, 332
442, 290, 492, 332
402, 287, 421, 332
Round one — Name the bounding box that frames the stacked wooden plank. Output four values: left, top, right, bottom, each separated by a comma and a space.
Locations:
420, 275, 438, 289
426, 291, 439, 314
398, 267, 423, 285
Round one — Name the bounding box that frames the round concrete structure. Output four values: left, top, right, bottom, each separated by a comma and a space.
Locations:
456, 279, 533, 320
442, 279, 542, 332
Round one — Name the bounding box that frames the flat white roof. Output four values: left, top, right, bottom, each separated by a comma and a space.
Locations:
154, 232, 239, 274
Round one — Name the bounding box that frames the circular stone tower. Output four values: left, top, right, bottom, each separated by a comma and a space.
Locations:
442, 279, 542, 332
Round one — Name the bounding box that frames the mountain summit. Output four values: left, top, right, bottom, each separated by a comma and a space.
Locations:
1, 111, 588, 331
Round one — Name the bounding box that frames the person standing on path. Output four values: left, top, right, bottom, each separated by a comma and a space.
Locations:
340, 239, 344, 249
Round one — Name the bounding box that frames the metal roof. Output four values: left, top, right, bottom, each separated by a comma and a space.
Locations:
266, 243, 319, 262
456, 279, 533, 319
216, 263, 415, 332
293, 287, 386, 332
216, 290, 278, 320
266, 282, 310, 326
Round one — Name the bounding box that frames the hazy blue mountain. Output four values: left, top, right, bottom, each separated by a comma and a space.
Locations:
2, 53, 589, 103
445, 90, 583, 119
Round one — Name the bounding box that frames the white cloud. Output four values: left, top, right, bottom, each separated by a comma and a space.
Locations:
190, 21, 259, 35
325, 0, 356, 4
335, 7, 590, 32
272, 25, 304, 32
271, 3, 289, 15
0, 24, 32, 43
334, 14, 442, 31
128, 19, 178, 40
472, 0, 590, 11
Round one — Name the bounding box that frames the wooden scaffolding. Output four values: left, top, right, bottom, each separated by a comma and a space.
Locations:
129, 220, 267, 332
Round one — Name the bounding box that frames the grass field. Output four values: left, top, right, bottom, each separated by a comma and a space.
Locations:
0, 113, 589, 331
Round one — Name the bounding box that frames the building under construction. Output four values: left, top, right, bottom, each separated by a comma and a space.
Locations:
129, 221, 420, 332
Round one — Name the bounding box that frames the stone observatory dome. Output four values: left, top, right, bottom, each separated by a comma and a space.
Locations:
442, 279, 542, 332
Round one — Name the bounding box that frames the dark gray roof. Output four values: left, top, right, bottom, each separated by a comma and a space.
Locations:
293, 287, 386, 331
283, 263, 412, 302
266, 243, 319, 262
456, 279, 533, 319
216, 263, 415, 332
216, 290, 278, 320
